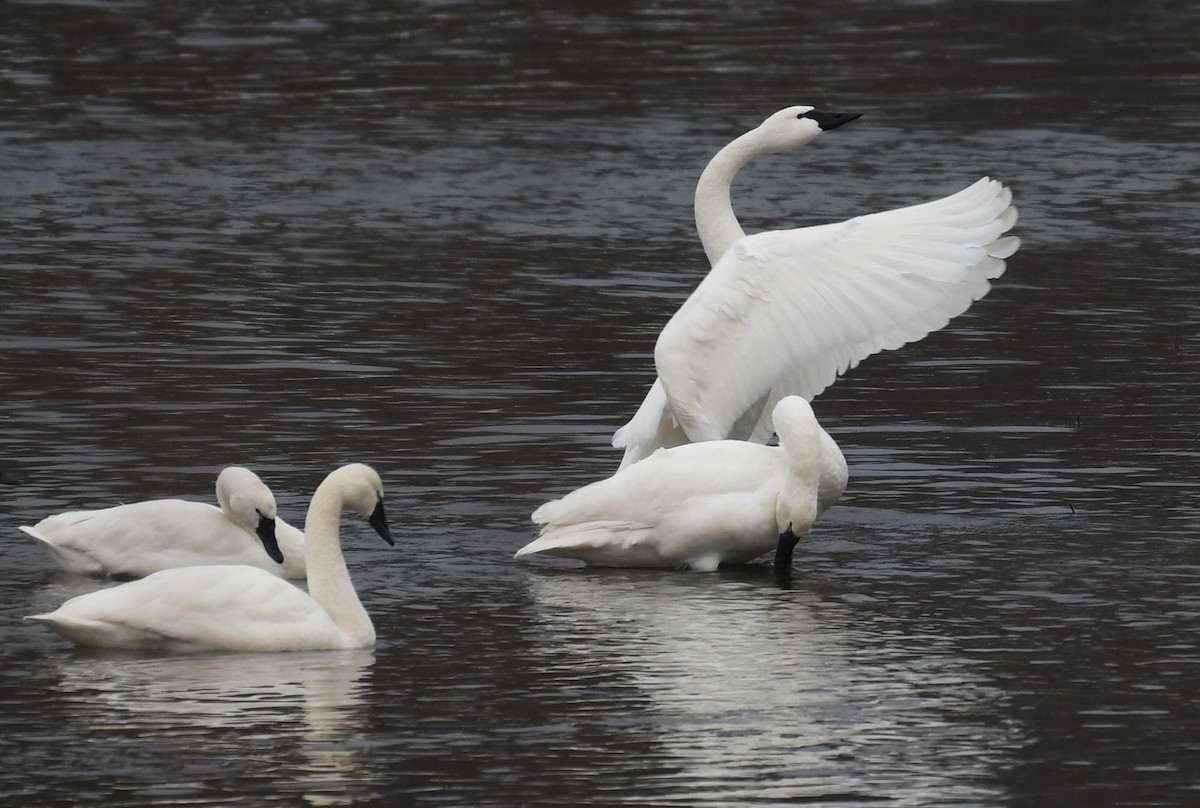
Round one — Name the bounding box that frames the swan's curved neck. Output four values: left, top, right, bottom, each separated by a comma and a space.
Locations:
694, 129, 764, 266
304, 482, 372, 645
776, 432, 823, 536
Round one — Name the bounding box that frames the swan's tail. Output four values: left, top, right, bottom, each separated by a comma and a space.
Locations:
516, 521, 645, 556
19, 525, 105, 575
25, 612, 154, 650
516, 522, 664, 567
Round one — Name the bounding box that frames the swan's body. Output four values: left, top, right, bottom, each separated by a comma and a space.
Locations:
519, 397, 841, 570
614, 106, 1019, 467
19, 467, 305, 579
28, 463, 393, 653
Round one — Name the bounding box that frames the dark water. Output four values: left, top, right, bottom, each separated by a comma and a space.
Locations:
2, 0, 1199, 805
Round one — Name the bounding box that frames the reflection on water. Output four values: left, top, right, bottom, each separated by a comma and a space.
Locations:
35, 650, 376, 806
525, 570, 1018, 805
1, 0, 1199, 805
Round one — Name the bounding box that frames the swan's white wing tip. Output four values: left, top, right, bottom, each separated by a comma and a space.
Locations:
989, 235, 1021, 259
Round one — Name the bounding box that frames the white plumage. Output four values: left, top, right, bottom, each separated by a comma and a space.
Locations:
19, 466, 305, 579
614, 106, 1019, 466
518, 397, 842, 570
28, 463, 393, 653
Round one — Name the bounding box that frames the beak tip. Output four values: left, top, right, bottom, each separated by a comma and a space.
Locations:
369, 501, 394, 546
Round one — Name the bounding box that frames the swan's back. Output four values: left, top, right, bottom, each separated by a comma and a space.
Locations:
29, 565, 347, 652
24, 501, 226, 576
523, 440, 786, 568
21, 499, 306, 579
535, 440, 783, 526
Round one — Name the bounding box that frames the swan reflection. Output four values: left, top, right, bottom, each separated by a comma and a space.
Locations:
524, 569, 1020, 804
50, 649, 376, 805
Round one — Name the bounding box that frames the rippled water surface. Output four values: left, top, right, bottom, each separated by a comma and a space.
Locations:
2, 1, 1198, 805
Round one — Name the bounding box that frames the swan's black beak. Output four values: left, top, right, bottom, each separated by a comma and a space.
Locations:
369, 500, 394, 546
802, 110, 862, 131
256, 514, 284, 564
773, 527, 801, 569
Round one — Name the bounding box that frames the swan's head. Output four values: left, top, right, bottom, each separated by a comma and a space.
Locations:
324, 463, 395, 546
772, 396, 820, 448
753, 106, 861, 154
215, 466, 284, 564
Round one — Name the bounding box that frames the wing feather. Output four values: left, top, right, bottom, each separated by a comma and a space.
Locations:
654, 177, 1019, 442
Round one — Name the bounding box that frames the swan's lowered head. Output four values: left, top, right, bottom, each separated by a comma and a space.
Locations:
752, 105, 862, 154
215, 466, 284, 564
770, 396, 825, 569
314, 463, 394, 546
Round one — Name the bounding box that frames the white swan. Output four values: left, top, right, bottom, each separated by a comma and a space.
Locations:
19, 466, 306, 579
518, 397, 841, 570
28, 463, 393, 652
614, 106, 1020, 468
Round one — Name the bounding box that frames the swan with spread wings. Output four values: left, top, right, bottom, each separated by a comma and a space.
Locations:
614, 106, 1019, 469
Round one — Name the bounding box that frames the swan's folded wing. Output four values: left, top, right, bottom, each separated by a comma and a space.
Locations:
535, 440, 778, 527
523, 441, 780, 564
655, 177, 1019, 441
33, 567, 341, 651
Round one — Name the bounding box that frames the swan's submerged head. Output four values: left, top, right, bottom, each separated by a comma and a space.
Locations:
753, 106, 862, 153
215, 466, 284, 563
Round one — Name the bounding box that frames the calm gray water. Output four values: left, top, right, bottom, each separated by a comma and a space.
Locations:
2, 1, 1199, 805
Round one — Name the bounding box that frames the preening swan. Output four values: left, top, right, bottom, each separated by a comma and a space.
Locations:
28, 463, 393, 652
518, 397, 843, 570
19, 466, 306, 579
614, 106, 1020, 468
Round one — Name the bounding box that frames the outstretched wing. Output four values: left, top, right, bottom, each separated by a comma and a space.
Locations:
650, 176, 1018, 443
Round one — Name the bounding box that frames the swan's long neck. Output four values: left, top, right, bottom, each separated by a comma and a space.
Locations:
775, 415, 824, 537
304, 480, 373, 646
694, 129, 764, 266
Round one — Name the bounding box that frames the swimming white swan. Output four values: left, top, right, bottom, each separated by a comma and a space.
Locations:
614, 106, 1020, 468
28, 463, 393, 652
518, 397, 841, 570
19, 466, 306, 579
